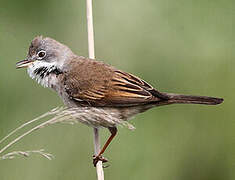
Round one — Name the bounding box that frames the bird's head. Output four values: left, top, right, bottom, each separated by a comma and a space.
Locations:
16, 36, 74, 70
16, 36, 75, 87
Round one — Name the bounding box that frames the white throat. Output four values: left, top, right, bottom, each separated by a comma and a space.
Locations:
27, 61, 61, 88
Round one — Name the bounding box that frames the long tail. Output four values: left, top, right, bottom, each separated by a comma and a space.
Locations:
160, 93, 224, 105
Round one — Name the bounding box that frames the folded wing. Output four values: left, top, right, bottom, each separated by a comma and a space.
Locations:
64, 59, 166, 107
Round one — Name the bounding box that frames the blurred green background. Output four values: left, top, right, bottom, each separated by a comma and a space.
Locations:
0, 0, 234, 179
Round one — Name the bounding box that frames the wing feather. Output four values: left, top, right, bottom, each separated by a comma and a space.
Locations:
64, 58, 163, 107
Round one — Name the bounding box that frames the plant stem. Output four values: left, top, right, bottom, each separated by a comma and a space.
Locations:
86, 0, 104, 179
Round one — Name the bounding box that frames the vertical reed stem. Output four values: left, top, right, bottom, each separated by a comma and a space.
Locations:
86, 0, 104, 179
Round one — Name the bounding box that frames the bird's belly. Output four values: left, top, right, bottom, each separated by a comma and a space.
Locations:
54, 83, 155, 128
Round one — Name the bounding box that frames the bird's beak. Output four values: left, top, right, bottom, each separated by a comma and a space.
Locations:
16, 59, 34, 69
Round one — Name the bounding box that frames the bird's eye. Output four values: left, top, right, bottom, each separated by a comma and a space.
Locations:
37, 50, 46, 59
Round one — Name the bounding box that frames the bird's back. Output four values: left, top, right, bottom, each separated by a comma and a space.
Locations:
62, 56, 167, 107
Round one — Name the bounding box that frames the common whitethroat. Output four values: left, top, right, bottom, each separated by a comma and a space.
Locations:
16, 36, 223, 166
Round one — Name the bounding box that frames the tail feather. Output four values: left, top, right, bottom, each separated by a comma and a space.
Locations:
161, 93, 224, 105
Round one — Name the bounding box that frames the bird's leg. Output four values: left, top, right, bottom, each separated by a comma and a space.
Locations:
93, 127, 117, 167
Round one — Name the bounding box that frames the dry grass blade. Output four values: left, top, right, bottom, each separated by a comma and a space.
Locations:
0, 107, 64, 154
0, 107, 61, 145
0, 107, 134, 159
0, 149, 53, 160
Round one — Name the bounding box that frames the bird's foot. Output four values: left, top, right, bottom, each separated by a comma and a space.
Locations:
93, 154, 108, 167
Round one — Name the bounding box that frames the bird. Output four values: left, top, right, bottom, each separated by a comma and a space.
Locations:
16, 36, 223, 166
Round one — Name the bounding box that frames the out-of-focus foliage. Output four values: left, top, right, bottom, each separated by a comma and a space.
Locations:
0, 0, 234, 179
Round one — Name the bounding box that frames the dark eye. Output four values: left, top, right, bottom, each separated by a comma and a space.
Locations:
37, 50, 46, 59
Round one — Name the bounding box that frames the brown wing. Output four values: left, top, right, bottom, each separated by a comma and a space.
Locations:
64, 58, 166, 107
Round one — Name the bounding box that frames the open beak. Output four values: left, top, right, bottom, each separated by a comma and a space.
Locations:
16, 59, 34, 69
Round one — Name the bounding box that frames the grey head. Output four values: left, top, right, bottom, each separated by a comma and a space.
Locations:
16, 36, 75, 87
17, 36, 75, 68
